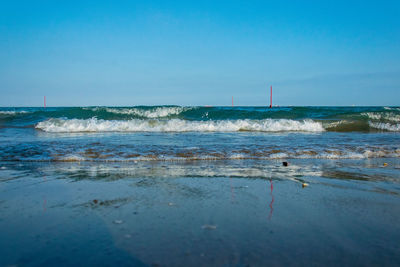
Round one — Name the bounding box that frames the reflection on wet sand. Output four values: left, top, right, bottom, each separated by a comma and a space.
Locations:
20, 160, 325, 181
0, 158, 400, 266
269, 179, 274, 220
43, 175, 47, 213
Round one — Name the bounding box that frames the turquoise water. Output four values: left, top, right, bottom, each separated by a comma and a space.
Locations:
1, 106, 400, 132
0, 106, 400, 162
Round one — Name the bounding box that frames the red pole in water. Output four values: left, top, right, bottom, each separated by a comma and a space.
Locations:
270, 86, 272, 108
44, 96, 46, 108
232, 96, 234, 107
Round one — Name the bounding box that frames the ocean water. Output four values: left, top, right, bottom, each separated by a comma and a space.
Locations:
1, 106, 400, 266
1, 106, 400, 162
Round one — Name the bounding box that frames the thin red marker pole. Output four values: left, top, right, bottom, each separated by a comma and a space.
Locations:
270, 86, 272, 108
232, 96, 234, 107
44, 96, 46, 108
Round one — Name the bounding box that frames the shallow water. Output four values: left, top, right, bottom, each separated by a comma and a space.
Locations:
1, 106, 400, 266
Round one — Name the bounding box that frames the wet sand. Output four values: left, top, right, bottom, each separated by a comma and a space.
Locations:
1, 159, 400, 266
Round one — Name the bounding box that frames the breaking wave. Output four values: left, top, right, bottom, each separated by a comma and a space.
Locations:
86, 106, 190, 118
362, 112, 400, 122
384, 107, 400, 111
0, 110, 29, 115
35, 118, 325, 133
369, 122, 400, 132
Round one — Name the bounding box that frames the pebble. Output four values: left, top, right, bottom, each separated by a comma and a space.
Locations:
302, 183, 309, 188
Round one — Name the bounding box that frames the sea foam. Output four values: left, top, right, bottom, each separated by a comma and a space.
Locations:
45, 147, 400, 162
36, 118, 325, 133
369, 122, 400, 131
0, 111, 29, 115
362, 112, 400, 122
89, 106, 190, 118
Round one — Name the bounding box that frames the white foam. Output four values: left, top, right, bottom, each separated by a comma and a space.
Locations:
229, 153, 248, 159
384, 107, 400, 111
104, 107, 190, 118
58, 154, 85, 162
362, 112, 400, 122
44, 147, 400, 162
286, 151, 399, 159
369, 122, 400, 131
269, 153, 289, 159
36, 118, 325, 133
362, 150, 393, 158
269, 148, 400, 159
0, 111, 29, 115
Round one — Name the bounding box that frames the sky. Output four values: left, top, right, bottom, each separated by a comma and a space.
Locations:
0, 0, 399, 106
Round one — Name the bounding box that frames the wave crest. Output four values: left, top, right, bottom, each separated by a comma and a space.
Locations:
0, 110, 29, 115
369, 122, 400, 131
35, 118, 324, 133
86, 106, 190, 118
362, 112, 400, 122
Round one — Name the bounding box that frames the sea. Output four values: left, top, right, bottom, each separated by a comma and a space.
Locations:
1, 106, 400, 266
1, 105, 400, 162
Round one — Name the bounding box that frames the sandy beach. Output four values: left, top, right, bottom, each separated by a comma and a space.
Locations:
1, 158, 400, 266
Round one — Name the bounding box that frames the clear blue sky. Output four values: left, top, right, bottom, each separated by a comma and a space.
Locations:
1, 0, 399, 106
